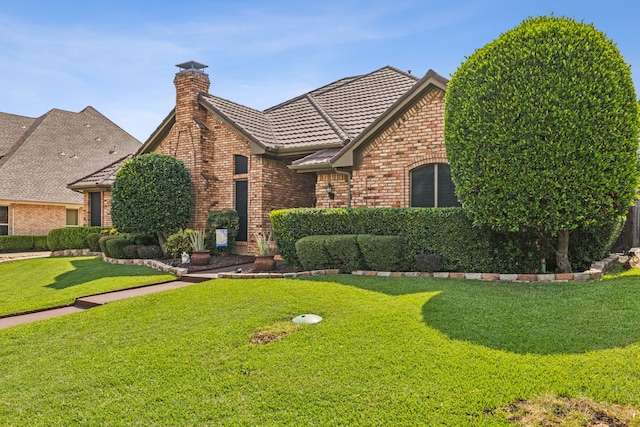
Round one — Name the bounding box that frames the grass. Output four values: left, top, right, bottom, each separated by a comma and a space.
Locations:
0, 271, 639, 425
0, 256, 176, 316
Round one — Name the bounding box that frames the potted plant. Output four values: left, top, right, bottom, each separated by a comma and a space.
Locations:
189, 230, 211, 266
254, 231, 276, 272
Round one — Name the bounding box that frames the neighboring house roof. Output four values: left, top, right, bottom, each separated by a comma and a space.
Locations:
0, 112, 37, 159
68, 154, 134, 191
140, 66, 423, 158
0, 107, 141, 205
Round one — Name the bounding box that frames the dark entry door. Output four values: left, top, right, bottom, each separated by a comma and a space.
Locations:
235, 180, 248, 242
90, 192, 101, 226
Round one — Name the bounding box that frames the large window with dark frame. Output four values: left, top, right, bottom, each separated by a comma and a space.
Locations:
410, 163, 460, 208
0, 206, 8, 235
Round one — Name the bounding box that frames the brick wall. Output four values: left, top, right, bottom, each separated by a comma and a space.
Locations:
81, 191, 112, 227
11, 203, 82, 235
349, 88, 447, 208
316, 172, 349, 208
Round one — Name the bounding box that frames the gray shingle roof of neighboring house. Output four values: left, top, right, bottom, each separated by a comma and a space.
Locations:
198, 66, 420, 154
0, 107, 141, 205
0, 113, 37, 159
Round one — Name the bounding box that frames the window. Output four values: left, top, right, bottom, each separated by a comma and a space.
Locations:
66, 209, 79, 226
0, 206, 8, 235
410, 163, 460, 208
234, 155, 248, 175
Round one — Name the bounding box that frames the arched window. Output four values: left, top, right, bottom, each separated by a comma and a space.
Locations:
410, 163, 460, 207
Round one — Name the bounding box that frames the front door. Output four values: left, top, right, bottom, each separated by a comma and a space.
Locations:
90, 192, 101, 226
235, 180, 248, 242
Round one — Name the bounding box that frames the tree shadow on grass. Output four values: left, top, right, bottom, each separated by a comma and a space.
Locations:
46, 257, 169, 290
307, 275, 640, 355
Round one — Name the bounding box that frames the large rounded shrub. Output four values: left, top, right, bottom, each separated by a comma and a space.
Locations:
111, 153, 192, 243
445, 16, 639, 272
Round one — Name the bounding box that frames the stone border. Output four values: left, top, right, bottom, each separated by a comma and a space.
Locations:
50, 249, 188, 277
50, 249, 618, 282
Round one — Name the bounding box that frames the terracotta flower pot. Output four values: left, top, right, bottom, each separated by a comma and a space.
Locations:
254, 255, 276, 272
190, 250, 211, 266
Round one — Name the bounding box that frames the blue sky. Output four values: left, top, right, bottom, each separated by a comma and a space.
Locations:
1, 0, 638, 142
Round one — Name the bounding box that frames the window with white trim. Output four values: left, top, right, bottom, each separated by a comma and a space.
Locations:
66, 209, 79, 227
0, 206, 8, 235
410, 163, 460, 207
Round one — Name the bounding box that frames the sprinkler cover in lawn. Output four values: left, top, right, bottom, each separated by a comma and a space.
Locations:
292, 314, 322, 324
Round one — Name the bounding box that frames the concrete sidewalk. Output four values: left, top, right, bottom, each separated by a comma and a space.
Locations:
0, 251, 51, 263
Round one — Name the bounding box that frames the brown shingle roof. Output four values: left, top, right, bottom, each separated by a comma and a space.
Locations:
68, 154, 134, 190
0, 107, 141, 204
199, 66, 419, 153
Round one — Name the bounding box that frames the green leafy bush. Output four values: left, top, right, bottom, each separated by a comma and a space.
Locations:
272, 208, 549, 273
137, 245, 163, 259
48, 227, 111, 251
86, 233, 102, 252
99, 235, 122, 257
123, 245, 139, 259
205, 209, 239, 255
165, 229, 195, 259
445, 16, 639, 272
105, 237, 134, 259
33, 235, 49, 251
358, 235, 405, 272
323, 235, 364, 273
295, 235, 331, 271
0, 235, 48, 252
111, 153, 192, 235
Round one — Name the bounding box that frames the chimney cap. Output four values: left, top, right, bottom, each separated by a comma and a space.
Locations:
176, 61, 208, 74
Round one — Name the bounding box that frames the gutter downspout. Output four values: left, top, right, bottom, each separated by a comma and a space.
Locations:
335, 169, 352, 208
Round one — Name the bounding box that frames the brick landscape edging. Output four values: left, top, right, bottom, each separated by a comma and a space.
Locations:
50, 250, 619, 282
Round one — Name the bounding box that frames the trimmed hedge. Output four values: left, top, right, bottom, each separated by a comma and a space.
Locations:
105, 237, 134, 259
357, 235, 404, 271
47, 226, 112, 251
98, 235, 122, 257
272, 208, 620, 273
0, 235, 49, 252
295, 234, 405, 273
295, 236, 332, 271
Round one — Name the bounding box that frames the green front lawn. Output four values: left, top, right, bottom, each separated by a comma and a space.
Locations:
0, 272, 639, 425
0, 256, 176, 316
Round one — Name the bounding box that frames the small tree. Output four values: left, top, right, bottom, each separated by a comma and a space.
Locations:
111, 153, 192, 252
445, 16, 639, 273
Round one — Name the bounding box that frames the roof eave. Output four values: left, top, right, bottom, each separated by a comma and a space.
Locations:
138, 110, 177, 154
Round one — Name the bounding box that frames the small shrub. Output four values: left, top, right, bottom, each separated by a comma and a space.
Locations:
99, 235, 122, 257
415, 253, 442, 273
86, 233, 102, 252
323, 235, 364, 273
123, 244, 139, 259
105, 237, 134, 259
130, 233, 159, 246
165, 229, 194, 258
295, 236, 331, 271
358, 235, 405, 271
137, 245, 163, 259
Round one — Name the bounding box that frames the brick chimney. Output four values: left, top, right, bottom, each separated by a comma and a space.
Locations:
174, 61, 210, 126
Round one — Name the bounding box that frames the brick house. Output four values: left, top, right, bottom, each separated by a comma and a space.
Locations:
0, 107, 140, 236
72, 61, 458, 253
